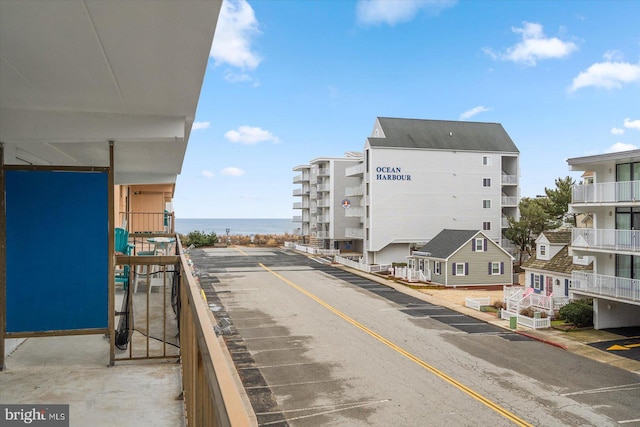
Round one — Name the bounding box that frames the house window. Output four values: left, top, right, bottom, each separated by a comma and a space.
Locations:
482, 155, 491, 166
453, 262, 468, 276
483, 178, 491, 187
474, 238, 485, 252
540, 245, 546, 256
418, 259, 424, 271
490, 262, 502, 275
483, 200, 491, 209
483, 221, 491, 231
435, 261, 441, 275
533, 274, 541, 290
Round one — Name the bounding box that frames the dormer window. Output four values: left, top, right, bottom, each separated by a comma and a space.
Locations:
540, 245, 546, 257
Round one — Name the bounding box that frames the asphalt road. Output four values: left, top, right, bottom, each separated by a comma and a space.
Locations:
190, 247, 640, 427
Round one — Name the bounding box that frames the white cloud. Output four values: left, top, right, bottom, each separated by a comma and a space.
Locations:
569, 61, 640, 92
611, 127, 625, 135
201, 170, 215, 178
224, 70, 259, 86
221, 167, 246, 176
211, 0, 261, 70
603, 50, 624, 62
605, 142, 638, 153
356, 0, 456, 26
485, 22, 577, 66
224, 126, 280, 145
459, 106, 490, 120
192, 121, 210, 131
624, 118, 640, 130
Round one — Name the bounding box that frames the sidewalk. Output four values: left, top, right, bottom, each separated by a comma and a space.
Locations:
333, 263, 640, 375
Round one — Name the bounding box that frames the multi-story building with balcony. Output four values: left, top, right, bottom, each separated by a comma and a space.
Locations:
293, 153, 363, 252
293, 117, 520, 265
358, 117, 520, 265
567, 149, 640, 329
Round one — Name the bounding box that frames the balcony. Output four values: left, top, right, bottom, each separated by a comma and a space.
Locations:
345, 186, 364, 197
345, 163, 364, 176
293, 172, 310, 183
317, 215, 330, 223
292, 188, 309, 197
120, 211, 175, 235
572, 228, 640, 253
572, 180, 640, 204
501, 196, 518, 206
572, 271, 640, 304
2, 236, 253, 426
346, 227, 364, 239
316, 231, 329, 238
317, 198, 330, 208
293, 201, 309, 209
317, 183, 330, 193
345, 206, 364, 217
293, 215, 302, 222
501, 174, 517, 185
317, 168, 330, 177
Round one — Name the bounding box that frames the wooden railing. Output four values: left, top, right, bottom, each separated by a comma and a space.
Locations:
120, 211, 175, 235
177, 239, 255, 427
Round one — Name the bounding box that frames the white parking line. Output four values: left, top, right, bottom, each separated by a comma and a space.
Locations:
561, 383, 640, 396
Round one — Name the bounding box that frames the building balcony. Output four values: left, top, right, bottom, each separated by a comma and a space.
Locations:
345, 163, 364, 177
345, 186, 364, 197
317, 168, 330, 177
346, 227, 364, 239
501, 216, 510, 227
317, 183, 330, 192
293, 201, 310, 209
316, 231, 329, 238
317, 198, 330, 208
572, 271, 640, 304
572, 228, 640, 254
317, 215, 330, 223
292, 188, 309, 197
293, 215, 303, 222
293, 172, 310, 183
572, 180, 640, 204
501, 196, 518, 206
501, 174, 517, 185
345, 207, 364, 217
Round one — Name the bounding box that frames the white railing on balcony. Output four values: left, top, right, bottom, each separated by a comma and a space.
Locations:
501, 174, 517, 185
293, 188, 309, 196
293, 215, 302, 222
316, 231, 329, 238
317, 198, 330, 207
572, 180, 640, 204
345, 186, 364, 197
572, 228, 640, 252
572, 271, 640, 302
345, 227, 364, 239
317, 215, 329, 223
293, 172, 310, 183
502, 196, 518, 206
293, 201, 309, 209
345, 163, 365, 176
502, 216, 510, 227
317, 183, 330, 192
317, 168, 330, 176
345, 206, 364, 217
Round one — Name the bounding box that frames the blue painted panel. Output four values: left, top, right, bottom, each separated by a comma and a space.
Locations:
5, 170, 109, 333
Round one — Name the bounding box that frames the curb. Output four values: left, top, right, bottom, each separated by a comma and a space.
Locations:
513, 331, 569, 350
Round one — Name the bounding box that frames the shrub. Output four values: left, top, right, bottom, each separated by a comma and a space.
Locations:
558, 300, 593, 327
492, 300, 506, 310
519, 306, 548, 318
180, 230, 219, 247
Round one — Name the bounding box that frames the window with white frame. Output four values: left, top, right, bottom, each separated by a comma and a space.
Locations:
475, 238, 485, 252
540, 245, 546, 256
434, 261, 441, 275
454, 263, 467, 276
483, 199, 491, 209
482, 155, 491, 166
483, 178, 491, 187
491, 262, 501, 275
483, 221, 491, 231
533, 274, 541, 290
418, 259, 424, 271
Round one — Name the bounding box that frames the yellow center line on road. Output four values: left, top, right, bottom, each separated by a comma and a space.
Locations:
233, 246, 248, 256
259, 263, 532, 427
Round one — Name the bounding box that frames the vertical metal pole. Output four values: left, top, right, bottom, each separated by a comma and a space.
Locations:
0, 143, 6, 370
108, 141, 115, 366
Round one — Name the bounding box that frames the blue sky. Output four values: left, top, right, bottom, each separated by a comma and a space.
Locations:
173, 0, 640, 219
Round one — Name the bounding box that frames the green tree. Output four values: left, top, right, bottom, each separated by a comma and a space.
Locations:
544, 176, 576, 226
504, 197, 558, 264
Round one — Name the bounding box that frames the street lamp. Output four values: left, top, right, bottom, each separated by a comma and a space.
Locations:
226, 228, 230, 244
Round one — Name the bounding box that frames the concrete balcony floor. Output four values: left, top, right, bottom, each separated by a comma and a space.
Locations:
1, 335, 184, 427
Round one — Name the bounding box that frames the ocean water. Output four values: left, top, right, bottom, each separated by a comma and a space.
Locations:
175, 218, 294, 236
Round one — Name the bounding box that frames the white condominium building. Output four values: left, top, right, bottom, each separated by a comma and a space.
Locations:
293, 117, 520, 265
567, 149, 640, 329
293, 153, 364, 253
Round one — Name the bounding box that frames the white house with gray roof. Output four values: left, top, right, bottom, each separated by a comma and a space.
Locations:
407, 229, 514, 287
346, 117, 520, 265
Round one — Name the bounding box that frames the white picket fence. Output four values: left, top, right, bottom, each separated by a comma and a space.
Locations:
500, 309, 551, 329
333, 255, 392, 274
465, 297, 491, 311
286, 242, 340, 256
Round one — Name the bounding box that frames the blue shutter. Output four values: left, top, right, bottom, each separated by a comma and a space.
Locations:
488, 262, 492, 275
472, 239, 476, 251
484, 239, 488, 251
452, 263, 456, 275
500, 262, 504, 274
465, 263, 469, 275
540, 275, 545, 291
530, 273, 534, 288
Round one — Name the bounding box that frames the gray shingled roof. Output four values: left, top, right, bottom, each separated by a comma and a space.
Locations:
417, 229, 479, 259
543, 231, 572, 244
522, 246, 593, 275
369, 117, 519, 153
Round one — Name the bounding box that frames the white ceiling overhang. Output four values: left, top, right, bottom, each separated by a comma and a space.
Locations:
0, 0, 222, 185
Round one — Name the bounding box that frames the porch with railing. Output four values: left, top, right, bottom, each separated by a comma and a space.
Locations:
120, 211, 175, 235
571, 271, 640, 303
571, 228, 640, 252
333, 255, 391, 274
572, 180, 640, 204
